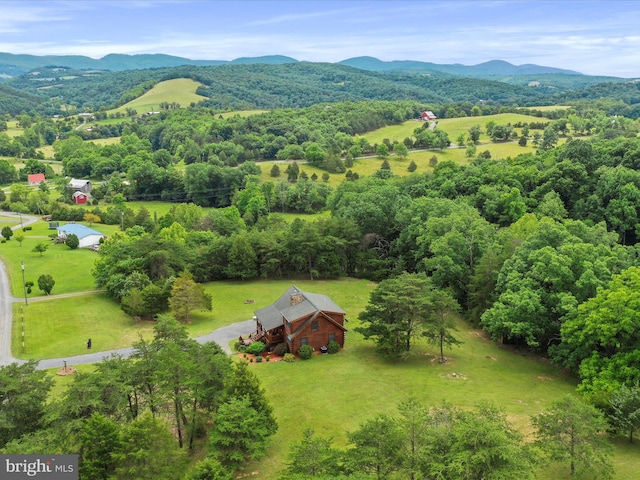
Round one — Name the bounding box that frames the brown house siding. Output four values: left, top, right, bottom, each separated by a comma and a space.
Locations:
289, 313, 345, 353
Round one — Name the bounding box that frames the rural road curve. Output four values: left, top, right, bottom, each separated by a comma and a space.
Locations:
0, 212, 255, 370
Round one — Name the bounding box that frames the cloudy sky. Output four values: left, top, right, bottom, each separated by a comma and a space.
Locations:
2, 0, 640, 77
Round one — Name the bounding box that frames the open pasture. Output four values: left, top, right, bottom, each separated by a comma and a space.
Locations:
362, 112, 550, 146
5, 120, 22, 138
107, 78, 207, 115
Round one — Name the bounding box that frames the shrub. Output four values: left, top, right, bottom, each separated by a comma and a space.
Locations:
266, 355, 271, 362
328, 340, 340, 354
273, 342, 288, 357
298, 345, 313, 360
283, 353, 296, 362
256, 355, 263, 363
65, 233, 79, 250
246, 341, 266, 355
233, 340, 243, 352
250, 358, 254, 363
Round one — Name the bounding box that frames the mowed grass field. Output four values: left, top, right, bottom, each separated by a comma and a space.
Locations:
107, 78, 207, 115
0, 216, 118, 297
227, 278, 636, 479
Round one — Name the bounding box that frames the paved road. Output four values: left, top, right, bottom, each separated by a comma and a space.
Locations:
0, 211, 255, 369
0, 212, 39, 366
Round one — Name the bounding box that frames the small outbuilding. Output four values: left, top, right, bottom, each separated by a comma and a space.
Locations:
420, 111, 437, 121
252, 285, 347, 354
28, 173, 46, 186
72, 191, 88, 204
57, 224, 105, 248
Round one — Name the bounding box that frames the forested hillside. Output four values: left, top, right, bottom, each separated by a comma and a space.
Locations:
4, 60, 640, 116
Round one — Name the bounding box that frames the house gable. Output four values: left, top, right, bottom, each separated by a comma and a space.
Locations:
253, 285, 347, 352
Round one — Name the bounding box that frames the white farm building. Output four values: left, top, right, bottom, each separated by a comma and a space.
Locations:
57, 224, 106, 249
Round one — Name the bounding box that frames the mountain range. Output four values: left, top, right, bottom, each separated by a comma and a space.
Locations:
0, 52, 585, 78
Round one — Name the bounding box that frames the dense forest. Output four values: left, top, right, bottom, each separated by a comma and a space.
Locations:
3, 58, 640, 478
1, 60, 639, 116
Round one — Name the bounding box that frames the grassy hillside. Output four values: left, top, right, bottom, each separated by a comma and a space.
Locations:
363, 113, 550, 146
107, 78, 206, 114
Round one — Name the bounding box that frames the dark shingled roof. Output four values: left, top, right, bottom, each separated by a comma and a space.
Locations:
254, 285, 345, 331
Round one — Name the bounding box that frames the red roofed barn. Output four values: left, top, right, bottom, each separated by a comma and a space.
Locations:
420, 111, 438, 121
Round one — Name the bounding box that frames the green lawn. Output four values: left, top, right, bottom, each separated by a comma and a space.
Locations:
12, 294, 155, 360
245, 302, 579, 478
0, 219, 115, 297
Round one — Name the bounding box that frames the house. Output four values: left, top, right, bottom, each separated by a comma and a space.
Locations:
72, 191, 88, 204
28, 173, 46, 186
69, 178, 92, 193
251, 285, 347, 354
420, 111, 437, 121
56, 224, 105, 248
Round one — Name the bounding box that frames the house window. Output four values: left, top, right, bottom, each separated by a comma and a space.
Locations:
301, 338, 308, 346
329, 333, 335, 342
312, 321, 318, 331
285, 320, 291, 330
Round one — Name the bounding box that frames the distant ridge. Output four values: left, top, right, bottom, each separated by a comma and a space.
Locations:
0, 52, 298, 76
338, 56, 583, 76
0, 52, 583, 78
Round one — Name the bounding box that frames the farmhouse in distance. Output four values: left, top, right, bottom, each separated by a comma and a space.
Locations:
251, 285, 347, 354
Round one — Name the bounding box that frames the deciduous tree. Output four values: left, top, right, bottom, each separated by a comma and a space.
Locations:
168, 272, 212, 322
1, 226, 12, 240
32, 241, 48, 256
532, 395, 613, 478
608, 382, 640, 443
37, 274, 55, 295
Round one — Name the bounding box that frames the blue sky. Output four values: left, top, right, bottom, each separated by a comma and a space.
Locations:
1, 1, 640, 77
